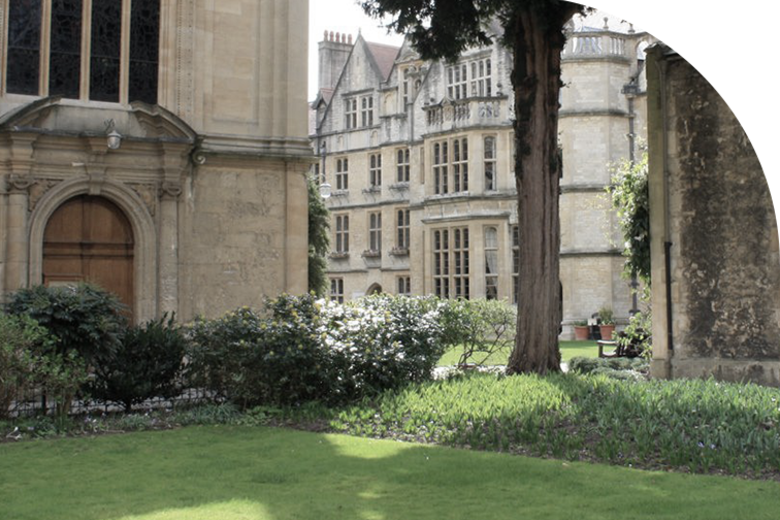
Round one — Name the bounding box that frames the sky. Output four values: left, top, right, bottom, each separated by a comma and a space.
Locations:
308, 1, 780, 205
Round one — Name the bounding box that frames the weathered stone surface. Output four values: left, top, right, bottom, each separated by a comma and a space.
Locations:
647, 45, 780, 385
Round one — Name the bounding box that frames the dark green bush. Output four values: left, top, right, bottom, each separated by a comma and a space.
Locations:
89, 314, 187, 412
5, 284, 127, 364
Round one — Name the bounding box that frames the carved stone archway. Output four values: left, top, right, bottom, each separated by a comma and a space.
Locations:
29, 177, 158, 323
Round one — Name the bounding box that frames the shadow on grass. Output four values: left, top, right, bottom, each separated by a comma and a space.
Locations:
2, 424, 780, 520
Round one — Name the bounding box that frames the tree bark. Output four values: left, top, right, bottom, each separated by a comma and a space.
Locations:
506, 6, 576, 375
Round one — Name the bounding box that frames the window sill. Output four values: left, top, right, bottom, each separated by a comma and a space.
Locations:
361, 250, 381, 258
329, 252, 350, 260
390, 247, 409, 257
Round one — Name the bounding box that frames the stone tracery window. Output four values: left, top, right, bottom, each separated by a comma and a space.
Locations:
4, 0, 160, 104
6, 0, 42, 95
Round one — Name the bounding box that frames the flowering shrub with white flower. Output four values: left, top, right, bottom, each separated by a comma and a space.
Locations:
186, 294, 458, 407
318, 294, 449, 399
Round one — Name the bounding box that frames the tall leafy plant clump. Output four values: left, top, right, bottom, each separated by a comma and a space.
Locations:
0, 313, 88, 421
89, 314, 188, 413
5, 284, 128, 364
608, 151, 651, 285
0, 314, 54, 419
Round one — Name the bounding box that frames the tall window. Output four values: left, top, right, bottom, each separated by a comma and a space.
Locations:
396, 148, 410, 183
396, 208, 410, 250
453, 138, 469, 192
485, 227, 498, 300
470, 58, 492, 97
345, 98, 357, 129
128, 0, 160, 104
484, 136, 497, 191
369, 212, 382, 253
335, 214, 349, 253
5, 0, 160, 103
512, 225, 520, 304
446, 64, 467, 100
330, 278, 344, 303
402, 68, 410, 106
433, 142, 448, 195
397, 276, 411, 296
433, 227, 470, 299
369, 153, 382, 187
361, 96, 374, 127
336, 158, 349, 190
434, 138, 468, 194
7, 0, 43, 95
447, 58, 492, 100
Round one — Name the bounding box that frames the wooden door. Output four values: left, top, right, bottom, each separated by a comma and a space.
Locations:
43, 195, 135, 319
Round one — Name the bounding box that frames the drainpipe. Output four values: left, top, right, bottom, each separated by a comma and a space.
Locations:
622, 80, 639, 315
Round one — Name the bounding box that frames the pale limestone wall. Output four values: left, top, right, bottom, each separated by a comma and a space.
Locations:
317, 23, 654, 338
647, 45, 780, 386
0, 0, 311, 322
178, 158, 308, 319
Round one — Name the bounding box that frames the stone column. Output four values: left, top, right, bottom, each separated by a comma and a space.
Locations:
158, 181, 181, 317
5, 175, 33, 293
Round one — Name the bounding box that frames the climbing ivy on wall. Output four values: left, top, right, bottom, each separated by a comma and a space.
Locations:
307, 175, 330, 296
608, 151, 651, 285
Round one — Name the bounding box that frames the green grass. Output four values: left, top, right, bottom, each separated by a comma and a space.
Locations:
2, 426, 780, 520
437, 340, 600, 366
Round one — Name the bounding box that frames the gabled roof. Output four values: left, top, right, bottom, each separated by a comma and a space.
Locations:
366, 41, 400, 81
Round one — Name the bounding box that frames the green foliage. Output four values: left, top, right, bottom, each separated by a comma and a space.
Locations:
0, 314, 55, 419
5, 284, 127, 364
186, 294, 452, 408
186, 307, 271, 408
608, 152, 651, 284
616, 311, 652, 359
597, 307, 614, 325
36, 350, 88, 423
89, 314, 187, 412
308, 175, 331, 296
331, 372, 780, 477
567, 356, 647, 378
439, 299, 516, 366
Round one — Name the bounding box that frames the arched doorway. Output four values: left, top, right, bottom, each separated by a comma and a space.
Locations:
367, 283, 383, 295
43, 195, 135, 318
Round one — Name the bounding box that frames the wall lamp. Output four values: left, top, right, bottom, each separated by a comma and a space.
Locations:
105, 119, 122, 150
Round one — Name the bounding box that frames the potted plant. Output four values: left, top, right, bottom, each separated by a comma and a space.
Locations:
598, 307, 616, 341
573, 320, 589, 341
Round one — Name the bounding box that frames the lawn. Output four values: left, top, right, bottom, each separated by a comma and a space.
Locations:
2, 426, 780, 520
437, 340, 599, 366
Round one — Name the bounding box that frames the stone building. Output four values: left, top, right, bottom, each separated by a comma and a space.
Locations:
312, 17, 655, 338
0, 0, 311, 323
646, 44, 780, 386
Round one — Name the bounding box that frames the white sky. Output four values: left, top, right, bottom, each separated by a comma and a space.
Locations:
308, 1, 780, 206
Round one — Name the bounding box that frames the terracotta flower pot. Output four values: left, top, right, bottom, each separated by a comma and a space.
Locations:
573, 325, 589, 341
599, 324, 616, 341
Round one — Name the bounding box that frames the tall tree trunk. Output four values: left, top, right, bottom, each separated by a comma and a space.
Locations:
506, 7, 574, 375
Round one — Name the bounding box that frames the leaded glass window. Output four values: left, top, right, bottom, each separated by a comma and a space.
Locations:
49, 0, 82, 99
7, 0, 42, 95
90, 0, 122, 102
129, 0, 160, 104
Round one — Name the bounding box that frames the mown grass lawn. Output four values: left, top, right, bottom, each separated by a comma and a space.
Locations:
2, 425, 780, 520
437, 340, 599, 366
